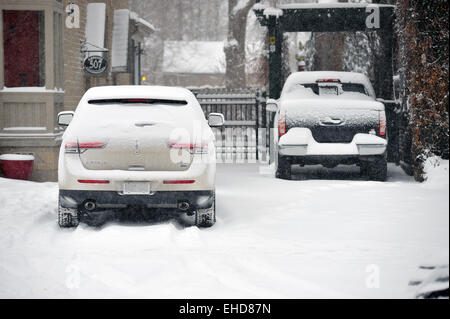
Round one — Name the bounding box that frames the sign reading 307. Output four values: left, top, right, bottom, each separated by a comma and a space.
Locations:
84, 55, 107, 75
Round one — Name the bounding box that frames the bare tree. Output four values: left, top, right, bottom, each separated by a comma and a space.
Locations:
225, 0, 256, 89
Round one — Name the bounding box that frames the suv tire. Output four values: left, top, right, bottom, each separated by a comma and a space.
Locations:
58, 201, 80, 228
181, 196, 216, 228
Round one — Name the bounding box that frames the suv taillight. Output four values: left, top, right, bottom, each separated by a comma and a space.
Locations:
379, 112, 386, 136
278, 114, 286, 138
65, 141, 106, 154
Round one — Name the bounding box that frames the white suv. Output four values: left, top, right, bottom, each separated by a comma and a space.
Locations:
57, 86, 224, 228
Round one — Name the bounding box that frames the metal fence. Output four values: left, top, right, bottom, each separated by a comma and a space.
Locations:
191, 88, 270, 163
192, 88, 404, 167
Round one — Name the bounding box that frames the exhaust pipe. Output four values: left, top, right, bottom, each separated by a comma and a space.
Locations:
178, 201, 190, 211
84, 201, 96, 211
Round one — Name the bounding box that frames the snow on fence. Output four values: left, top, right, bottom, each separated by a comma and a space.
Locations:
190, 88, 270, 163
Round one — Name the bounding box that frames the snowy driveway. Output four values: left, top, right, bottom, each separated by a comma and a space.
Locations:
0, 163, 448, 298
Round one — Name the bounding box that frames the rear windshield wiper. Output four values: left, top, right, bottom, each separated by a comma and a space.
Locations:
88, 99, 188, 105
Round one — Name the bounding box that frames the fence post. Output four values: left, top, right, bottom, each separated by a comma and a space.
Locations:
261, 90, 268, 162
255, 90, 260, 161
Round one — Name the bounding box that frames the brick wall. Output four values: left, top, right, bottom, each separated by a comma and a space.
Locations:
63, 0, 88, 111
63, 0, 130, 111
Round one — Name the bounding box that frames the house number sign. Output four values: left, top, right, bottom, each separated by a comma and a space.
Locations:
84, 55, 107, 75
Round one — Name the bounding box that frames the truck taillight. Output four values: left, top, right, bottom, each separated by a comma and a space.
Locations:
379, 112, 386, 136
278, 114, 286, 138
65, 141, 106, 153
316, 78, 341, 83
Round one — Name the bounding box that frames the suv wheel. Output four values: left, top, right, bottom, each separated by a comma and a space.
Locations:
367, 157, 388, 181
196, 200, 216, 227
58, 201, 80, 228
181, 196, 216, 228
276, 156, 291, 180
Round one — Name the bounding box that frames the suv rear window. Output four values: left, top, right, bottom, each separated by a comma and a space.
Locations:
298, 83, 368, 95
88, 99, 188, 106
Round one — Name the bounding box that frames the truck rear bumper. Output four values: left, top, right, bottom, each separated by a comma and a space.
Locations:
279, 129, 387, 157
279, 144, 386, 156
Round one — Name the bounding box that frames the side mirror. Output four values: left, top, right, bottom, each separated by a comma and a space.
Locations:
208, 113, 225, 127
266, 99, 278, 112
57, 111, 74, 126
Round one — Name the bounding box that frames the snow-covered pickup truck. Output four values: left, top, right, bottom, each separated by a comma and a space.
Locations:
269, 71, 388, 181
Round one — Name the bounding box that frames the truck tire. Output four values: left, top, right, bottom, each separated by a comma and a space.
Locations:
276, 156, 291, 180
58, 202, 80, 228
360, 161, 369, 177
368, 157, 388, 181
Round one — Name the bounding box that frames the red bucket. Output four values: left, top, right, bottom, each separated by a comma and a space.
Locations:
0, 154, 35, 180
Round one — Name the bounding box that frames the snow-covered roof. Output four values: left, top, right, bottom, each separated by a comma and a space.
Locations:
163, 41, 226, 74
263, 7, 283, 18
130, 11, 156, 34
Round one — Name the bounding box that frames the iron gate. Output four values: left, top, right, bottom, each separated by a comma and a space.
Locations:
192, 88, 270, 163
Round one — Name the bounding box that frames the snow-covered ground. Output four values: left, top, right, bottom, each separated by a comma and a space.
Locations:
0, 161, 448, 298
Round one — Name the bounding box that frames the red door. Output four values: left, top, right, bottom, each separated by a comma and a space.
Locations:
3, 11, 40, 87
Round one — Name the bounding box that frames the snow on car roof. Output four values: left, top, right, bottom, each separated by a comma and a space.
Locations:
278, 3, 395, 9
254, 3, 395, 9
282, 71, 376, 98
82, 85, 195, 102
66, 86, 206, 139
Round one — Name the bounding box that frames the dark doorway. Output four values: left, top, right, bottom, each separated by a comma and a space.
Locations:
3, 10, 45, 87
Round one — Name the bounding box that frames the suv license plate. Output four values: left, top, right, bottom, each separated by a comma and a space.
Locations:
123, 182, 150, 195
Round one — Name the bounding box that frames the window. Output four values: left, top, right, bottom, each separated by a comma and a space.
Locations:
3, 10, 45, 87
294, 83, 368, 96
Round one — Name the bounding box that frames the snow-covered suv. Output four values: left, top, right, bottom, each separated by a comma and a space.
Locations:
269, 71, 388, 181
57, 86, 224, 228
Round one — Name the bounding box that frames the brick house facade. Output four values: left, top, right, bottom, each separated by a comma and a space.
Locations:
0, 0, 154, 181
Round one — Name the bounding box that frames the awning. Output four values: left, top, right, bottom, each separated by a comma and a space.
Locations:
130, 11, 156, 41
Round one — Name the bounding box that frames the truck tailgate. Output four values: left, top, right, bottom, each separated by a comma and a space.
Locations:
284, 103, 382, 143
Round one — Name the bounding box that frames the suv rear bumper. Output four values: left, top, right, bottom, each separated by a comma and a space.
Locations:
59, 190, 215, 210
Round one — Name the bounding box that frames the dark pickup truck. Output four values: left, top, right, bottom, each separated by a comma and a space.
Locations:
268, 71, 388, 181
